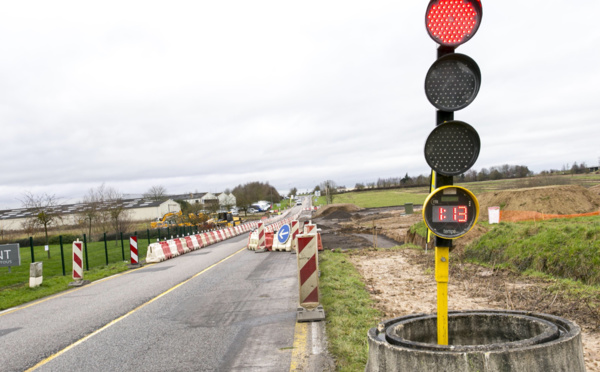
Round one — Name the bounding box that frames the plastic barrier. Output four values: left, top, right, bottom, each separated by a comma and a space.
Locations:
207, 232, 216, 245
168, 240, 181, 257
146, 242, 165, 263
174, 238, 185, 255
189, 235, 200, 249
265, 231, 274, 251
247, 232, 256, 250
199, 233, 209, 247
160, 241, 173, 260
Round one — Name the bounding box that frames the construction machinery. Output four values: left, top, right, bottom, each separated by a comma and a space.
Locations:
212, 212, 242, 228
151, 211, 182, 229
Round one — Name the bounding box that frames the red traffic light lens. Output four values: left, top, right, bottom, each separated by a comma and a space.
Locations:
426, 0, 482, 47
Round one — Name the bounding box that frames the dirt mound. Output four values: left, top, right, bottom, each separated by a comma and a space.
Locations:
323, 210, 353, 220
314, 204, 361, 219
477, 185, 600, 220
590, 184, 600, 196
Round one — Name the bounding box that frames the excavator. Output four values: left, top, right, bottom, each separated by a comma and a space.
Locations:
151, 211, 182, 229
211, 212, 242, 228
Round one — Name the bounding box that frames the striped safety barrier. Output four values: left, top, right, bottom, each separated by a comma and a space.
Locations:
296, 234, 325, 321
256, 222, 267, 253
73, 240, 83, 280
130, 236, 139, 265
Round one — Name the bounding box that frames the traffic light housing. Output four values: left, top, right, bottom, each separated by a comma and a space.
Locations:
423, 0, 483, 247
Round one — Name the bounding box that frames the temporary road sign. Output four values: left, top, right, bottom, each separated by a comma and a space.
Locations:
277, 224, 291, 244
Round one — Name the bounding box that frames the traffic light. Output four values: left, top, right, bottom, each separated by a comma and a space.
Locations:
423, 0, 483, 240
422, 0, 484, 347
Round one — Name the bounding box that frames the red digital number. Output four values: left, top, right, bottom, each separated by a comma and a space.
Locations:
454, 206, 468, 222
439, 207, 447, 221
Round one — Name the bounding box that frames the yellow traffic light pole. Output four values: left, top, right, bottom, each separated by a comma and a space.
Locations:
435, 246, 449, 345
429, 170, 448, 345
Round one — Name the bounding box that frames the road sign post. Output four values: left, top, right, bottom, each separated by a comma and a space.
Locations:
0, 244, 21, 273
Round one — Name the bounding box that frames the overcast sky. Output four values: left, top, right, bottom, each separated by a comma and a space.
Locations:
1, 1, 598, 209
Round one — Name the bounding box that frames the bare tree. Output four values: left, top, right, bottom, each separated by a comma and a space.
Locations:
144, 185, 168, 202
103, 186, 132, 245
320, 180, 337, 205
21, 192, 62, 257
79, 184, 106, 240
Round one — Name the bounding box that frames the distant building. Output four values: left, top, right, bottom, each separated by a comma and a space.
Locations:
0, 198, 180, 231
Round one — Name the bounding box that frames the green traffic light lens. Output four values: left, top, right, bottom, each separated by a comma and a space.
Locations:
424, 120, 480, 177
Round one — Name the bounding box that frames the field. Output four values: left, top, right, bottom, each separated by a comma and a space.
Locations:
312, 172, 600, 209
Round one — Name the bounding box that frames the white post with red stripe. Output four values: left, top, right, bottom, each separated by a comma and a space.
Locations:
290, 220, 300, 254
296, 234, 325, 322
256, 221, 267, 253
130, 236, 140, 266
72, 240, 84, 281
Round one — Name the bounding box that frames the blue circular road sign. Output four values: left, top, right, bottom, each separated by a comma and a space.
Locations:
277, 224, 291, 244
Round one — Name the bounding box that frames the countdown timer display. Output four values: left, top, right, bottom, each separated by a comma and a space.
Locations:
423, 186, 479, 239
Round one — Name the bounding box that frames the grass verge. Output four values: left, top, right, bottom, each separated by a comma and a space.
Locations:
0, 261, 129, 311
464, 216, 600, 285
319, 250, 383, 371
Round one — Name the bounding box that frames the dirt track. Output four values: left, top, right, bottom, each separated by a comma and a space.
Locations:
314, 198, 600, 371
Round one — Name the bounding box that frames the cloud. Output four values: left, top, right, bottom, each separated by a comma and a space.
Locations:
0, 1, 599, 209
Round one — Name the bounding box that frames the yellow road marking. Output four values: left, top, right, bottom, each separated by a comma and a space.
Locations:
290, 321, 309, 371
26, 247, 245, 371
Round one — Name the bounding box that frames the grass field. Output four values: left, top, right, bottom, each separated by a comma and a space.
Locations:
311, 173, 600, 209
0, 237, 152, 293
314, 188, 429, 209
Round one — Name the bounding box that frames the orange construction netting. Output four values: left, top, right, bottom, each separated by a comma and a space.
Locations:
498, 210, 600, 222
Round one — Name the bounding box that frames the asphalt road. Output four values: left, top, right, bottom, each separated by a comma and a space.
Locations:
1, 231, 301, 371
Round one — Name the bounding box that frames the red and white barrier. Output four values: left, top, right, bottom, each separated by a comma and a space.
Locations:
291, 220, 300, 253
256, 222, 267, 253
73, 240, 83, 280
130, 236, 139, 265
296, 234, 325, 321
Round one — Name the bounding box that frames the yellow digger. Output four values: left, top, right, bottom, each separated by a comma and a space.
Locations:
151, 211, 182, 229
212, 212, 242, 228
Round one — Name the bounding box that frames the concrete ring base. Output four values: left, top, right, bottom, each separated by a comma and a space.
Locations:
366, 310, 585, 372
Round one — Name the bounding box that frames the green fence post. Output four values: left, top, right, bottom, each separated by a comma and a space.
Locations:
147, 229, 150, 245
167, 227, 170, 238
83, 234, 89, 271
29, 236, 35, 263
59, 235, 66, 276
120, 232, 125, 261
104, 232, 108, 265
158, 228, 161, 241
